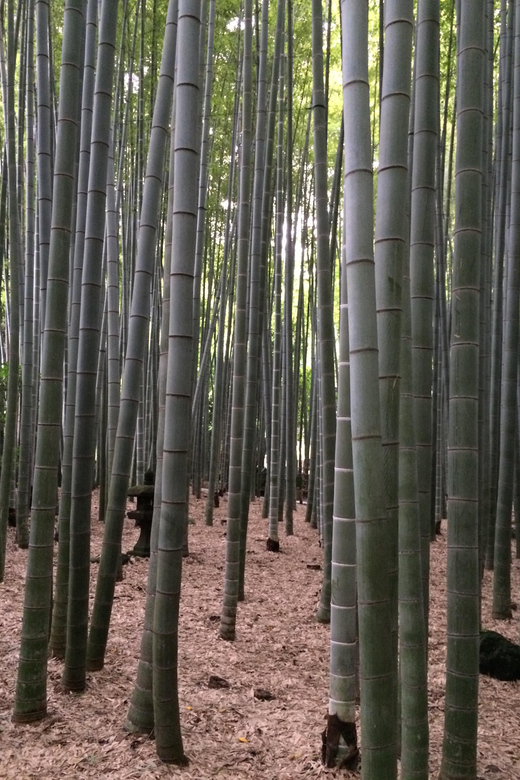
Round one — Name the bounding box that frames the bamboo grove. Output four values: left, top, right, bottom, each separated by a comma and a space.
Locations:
0, 0, 517, 777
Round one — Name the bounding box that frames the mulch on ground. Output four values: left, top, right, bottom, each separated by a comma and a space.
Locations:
1, 494, 519, 779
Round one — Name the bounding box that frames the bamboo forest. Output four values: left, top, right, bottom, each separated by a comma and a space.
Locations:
2, 0, 520, 777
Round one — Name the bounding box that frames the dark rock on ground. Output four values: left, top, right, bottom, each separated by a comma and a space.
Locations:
208, 675, 230, 689
254, 688, 275, 701
480, 629, 520, 681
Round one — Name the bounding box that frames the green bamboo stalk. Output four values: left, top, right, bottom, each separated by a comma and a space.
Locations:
62, 0, 121, 692
478, 0, 495, 577
284, 0, 295, 535
13, 0, 85, 721
152, 0, 201, 761
410, 0, 440, 621
237, 0, 279, 602
341, 0, 395, 775
34, 0, 52, 332
398, 81, 429, 780
374, 0, 414, 764
267, 54, 285, 552
399, 239, 429, 778
126, 87, 176, 736
439, 0, 485, 775
86, 0, 178, 672
219, 0, 253, 642
323, 229, 357, 770
492, 0, 520, 621
204, 116, 239, 526
487, 0, 514, 570
49, 0, 97, 661
312, 0, 335, 624
0, 0, 22, 580
16, 0, 36, 549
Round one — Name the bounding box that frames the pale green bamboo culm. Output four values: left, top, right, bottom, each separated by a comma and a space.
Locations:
152, 0, 201, 762
410, 0, 440, 624
374, 0, 415, 771
323, 249, 357, 768
341, 0, 396, 776
126, 70, 178, 734
440, 1, 485, 777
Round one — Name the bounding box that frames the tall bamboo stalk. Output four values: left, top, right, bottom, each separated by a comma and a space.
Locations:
312, 0, 335, 624
341, 0, 396, 775
440, 0, 485, 775
220, 0, 253, 642
152, 0, 200, 760
13, 0, 85, 721
87, 0, 178, 671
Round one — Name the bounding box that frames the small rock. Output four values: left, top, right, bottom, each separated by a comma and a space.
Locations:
254, 688, 275, 701
208, 675, 230, 689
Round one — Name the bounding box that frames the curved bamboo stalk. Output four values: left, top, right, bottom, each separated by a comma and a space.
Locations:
86, 0, 178, 672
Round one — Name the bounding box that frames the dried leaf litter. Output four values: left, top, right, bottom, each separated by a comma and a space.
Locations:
1, 495, 519, 779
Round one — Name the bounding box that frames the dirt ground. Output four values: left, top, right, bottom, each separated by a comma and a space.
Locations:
1, 494, 519, 779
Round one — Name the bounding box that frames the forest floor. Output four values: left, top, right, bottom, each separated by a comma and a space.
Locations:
1, 493, 520, 779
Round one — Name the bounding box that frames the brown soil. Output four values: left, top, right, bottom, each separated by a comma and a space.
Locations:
1, 495, 519, 779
